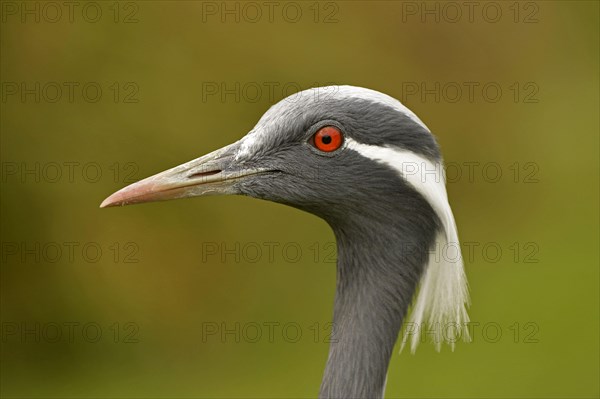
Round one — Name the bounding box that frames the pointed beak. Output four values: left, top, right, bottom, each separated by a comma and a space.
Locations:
100, 141, 265, 208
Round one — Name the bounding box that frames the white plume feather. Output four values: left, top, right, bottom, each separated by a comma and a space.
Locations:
345, 138, 470, 353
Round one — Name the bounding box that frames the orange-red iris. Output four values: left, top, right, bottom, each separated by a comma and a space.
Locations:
313, 126, 343, 152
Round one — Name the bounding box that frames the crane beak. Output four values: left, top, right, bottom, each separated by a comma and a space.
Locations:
100, 141, 265, 208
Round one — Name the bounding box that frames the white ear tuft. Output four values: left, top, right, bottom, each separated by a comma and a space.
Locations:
345, 138, 470, 353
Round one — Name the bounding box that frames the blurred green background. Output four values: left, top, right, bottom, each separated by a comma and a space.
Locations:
1, 1, 598, 398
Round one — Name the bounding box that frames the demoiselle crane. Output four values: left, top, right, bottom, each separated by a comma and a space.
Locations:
101, 86, 470, 398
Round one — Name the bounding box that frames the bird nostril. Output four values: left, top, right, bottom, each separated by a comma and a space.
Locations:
188, 170, 222, 179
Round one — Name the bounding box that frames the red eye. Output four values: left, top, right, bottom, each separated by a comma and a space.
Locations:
312, 126, 343, 152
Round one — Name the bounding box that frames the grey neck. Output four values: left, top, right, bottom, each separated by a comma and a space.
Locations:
318, 215, 435, 399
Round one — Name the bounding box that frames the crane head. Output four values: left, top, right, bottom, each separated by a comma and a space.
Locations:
100, 85, 469, 353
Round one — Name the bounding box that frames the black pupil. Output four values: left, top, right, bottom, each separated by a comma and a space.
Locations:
321, 135, 332, 145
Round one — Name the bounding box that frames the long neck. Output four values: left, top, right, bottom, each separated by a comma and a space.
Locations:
319, 216, 435, 399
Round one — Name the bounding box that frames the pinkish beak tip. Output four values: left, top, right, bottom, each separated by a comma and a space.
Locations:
99, 185, 142, 208
99, 194, 121, 208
